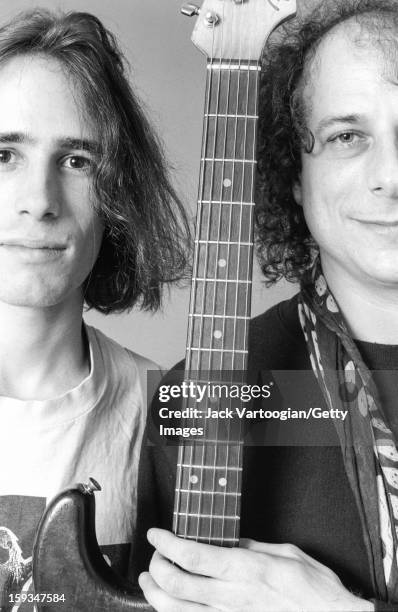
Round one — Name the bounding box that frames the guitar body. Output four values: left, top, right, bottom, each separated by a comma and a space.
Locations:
32, 1, 296, 608
33, 483, 152, 611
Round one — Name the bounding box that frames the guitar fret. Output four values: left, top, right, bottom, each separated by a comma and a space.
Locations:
199, 200, 254, 205
197, 439, 243, 444
189, 314, 250, 319
207, 63, 261, 71
188, 351, 247, 370
177, 464, 242, 470
182, 375, 246, 384
205, 113, 258, 119
191, 304, 249, 322
202, 158, 257, 164
189, 348, 247, 354
174, 512, 239, 520
196, 240, 252, 245
176, 489, 242, 496
183, 535, 239, 542
179, 438, 244, 447
192, 278, 251, 284
174, 517, 240, 542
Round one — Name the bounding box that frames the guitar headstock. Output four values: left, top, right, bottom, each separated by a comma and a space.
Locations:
189, 0, 296, 61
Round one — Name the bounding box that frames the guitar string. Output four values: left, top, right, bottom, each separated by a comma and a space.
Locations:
221, 9, 234, 548
232, 1, 258, 545
226, 0, 247, 548
177, 22, 217, 541
214, 1, 245, 547
233, 54, 259, 535
198, 23, 220, 542
213, 1, 236, 547
194, 19, 220, 544
203, 0, 229, 546
218, 5, 238, 547
209, 5, 229, 545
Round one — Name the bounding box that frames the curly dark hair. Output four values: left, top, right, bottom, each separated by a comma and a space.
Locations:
0, 9, 190, 313
256, 0, 398, 284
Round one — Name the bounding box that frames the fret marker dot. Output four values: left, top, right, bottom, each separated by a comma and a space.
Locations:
190, 475, 198, 484
219, 477, 227, 486
223, 178, 232, 187
218, 258, 227, 268
214, 330, 222, 339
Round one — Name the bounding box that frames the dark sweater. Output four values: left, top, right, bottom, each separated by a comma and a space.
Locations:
132, 294, 398, 610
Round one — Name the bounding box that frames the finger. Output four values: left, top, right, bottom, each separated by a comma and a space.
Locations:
139, 570, 216, 612
149, 551, 228, 609
147, 528, 242, 579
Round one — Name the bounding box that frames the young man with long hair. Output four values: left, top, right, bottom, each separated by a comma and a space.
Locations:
0, 8, 190, 607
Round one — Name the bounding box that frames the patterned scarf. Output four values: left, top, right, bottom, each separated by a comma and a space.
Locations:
298, 261, 398, 602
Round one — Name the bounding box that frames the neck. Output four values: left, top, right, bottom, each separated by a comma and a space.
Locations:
321, 256, 398, 344
0, 294, 88, 400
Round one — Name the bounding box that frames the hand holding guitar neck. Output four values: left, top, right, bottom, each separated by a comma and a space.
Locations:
139, 529, 373, 612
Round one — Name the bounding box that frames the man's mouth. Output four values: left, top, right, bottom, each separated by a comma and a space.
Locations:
354, 219, 398, 227
0, 238, 68, 262
0, 238, 67, 250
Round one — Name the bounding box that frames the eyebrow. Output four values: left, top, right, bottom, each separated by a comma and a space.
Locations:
315, 114, 362, 133
0, 132, 99, 153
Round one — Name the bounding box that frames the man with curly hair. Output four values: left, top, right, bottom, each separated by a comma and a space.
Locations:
0, 7, 190, 608
137, 1, 398, 610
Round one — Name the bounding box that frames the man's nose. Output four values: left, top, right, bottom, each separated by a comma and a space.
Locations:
15, 162, 61, 219
367, 137, 398, 199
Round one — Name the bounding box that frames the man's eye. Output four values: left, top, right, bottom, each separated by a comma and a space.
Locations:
0, 150, 14, 164
337, 133, 355, 143
62, 155, 93, 171
328, 132, 362, 146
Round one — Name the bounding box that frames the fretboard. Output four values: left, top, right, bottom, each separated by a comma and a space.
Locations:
174, 440, 243, 546
188, 61, 260, 372
174, 60, 260, 545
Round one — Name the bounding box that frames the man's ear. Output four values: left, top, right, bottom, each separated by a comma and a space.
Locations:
293, 180, 303, 206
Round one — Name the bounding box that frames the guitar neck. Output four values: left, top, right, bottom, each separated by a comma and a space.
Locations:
188, 60, 260, 372
173, 60, 260, 546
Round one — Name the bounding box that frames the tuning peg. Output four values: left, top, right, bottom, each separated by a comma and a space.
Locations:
181, 3, 200, 17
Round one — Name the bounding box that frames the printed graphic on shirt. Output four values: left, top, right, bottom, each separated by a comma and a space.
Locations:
0, 496, 130, 612
0, 496, 44, 611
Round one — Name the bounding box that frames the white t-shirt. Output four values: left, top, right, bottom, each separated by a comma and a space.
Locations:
0, 324, 161, 609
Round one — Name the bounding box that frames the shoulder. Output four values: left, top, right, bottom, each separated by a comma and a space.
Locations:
85, 324, 163, 422
86, 324, 162, 373
248, 292, 310, 370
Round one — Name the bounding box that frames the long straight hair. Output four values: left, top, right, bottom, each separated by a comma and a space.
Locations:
0, 9, 191, 312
